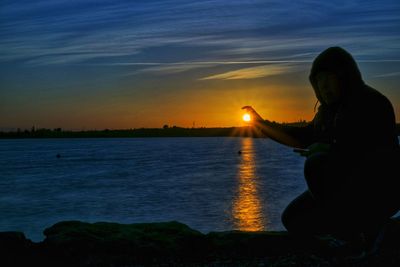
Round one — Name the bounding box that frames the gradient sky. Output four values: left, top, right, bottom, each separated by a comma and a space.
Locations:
1, 0, 400, 130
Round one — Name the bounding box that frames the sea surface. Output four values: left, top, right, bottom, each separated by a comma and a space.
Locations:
0, 137, 307, 241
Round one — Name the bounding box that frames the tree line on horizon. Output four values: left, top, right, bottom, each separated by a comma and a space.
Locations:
1, 123, 399, 138
0, 126, 256, 138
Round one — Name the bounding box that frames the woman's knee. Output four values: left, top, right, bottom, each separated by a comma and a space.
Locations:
281, 191, 317, 233
281, 203, 293, 231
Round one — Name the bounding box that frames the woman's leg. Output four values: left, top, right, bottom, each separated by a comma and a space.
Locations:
281, 190, 329, 235
284, 151, 399, 237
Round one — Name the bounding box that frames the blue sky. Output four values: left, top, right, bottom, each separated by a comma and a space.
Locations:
1, 0, 399, 129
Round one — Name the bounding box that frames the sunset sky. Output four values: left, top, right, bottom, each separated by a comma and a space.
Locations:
1, 0, 400, 130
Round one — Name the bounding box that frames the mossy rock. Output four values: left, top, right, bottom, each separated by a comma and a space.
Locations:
42, 220, 206, 265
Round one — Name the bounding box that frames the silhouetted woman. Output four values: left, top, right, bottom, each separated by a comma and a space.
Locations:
243, 47, 400, 252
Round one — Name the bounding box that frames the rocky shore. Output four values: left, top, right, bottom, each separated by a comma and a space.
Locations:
1, 217, 400, 267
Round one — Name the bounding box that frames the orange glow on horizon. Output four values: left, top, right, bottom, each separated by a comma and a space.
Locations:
4, 85, 317, 130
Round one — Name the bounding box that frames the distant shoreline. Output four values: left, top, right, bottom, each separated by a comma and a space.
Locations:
0, 126, 263, 139
1, 123, 399, 138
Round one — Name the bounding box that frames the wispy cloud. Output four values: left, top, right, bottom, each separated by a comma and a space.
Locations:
126, 62, 217, 76
199, 64, 299, 80
373, 71, 400, 78
94, 60, 314, 66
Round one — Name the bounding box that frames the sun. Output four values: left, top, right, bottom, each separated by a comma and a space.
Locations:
243, 113, 251, 122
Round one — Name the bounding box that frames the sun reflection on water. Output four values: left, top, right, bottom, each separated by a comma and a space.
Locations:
232, 138, 265, 231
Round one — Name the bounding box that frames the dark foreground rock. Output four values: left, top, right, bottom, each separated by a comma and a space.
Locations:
1, 218, 400, 267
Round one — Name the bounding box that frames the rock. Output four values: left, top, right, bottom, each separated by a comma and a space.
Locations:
206, 230, 308, 257
0, 231, 36, 266
0, 231, 29, 248
42, 220, 206, 266
0, 218, 400, 266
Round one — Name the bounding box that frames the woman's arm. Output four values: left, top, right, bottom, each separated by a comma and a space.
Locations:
242, 106, 315, 148
257, 120, 314, 148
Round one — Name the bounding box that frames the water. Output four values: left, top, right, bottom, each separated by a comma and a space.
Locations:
0, 137, 306, 241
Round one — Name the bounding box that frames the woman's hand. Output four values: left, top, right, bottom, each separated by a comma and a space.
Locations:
294, 143, 331, 157
241, 106, 264, 122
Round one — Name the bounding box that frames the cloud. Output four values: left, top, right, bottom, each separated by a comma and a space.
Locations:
82, 60, 311, 78
373, 71, 400, 78
199, 64, 299, 80
1, 0, 399, 67
123, 62, 217, 76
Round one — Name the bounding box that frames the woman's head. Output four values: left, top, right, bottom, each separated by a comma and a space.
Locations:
315, 71, 342, 105
309, 47, 364, 106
